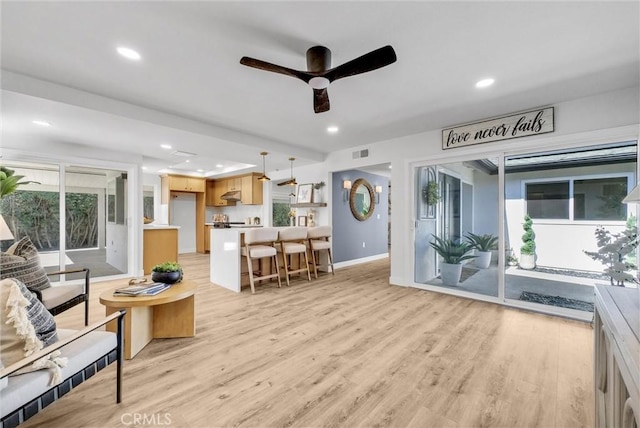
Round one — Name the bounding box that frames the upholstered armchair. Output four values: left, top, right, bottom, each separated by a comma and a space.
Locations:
1, 237, 90, 326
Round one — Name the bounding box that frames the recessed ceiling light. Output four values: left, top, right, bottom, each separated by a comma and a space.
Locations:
117, 46, 141, 61
475, 78, 495, 88
142, 166, 148, 170
185, 160, 190, 163
32, 120, 51, 127
160, 144, 172, 149
216, 164, 223, 168
197, 169, 204, 173
327, 126, 339, 134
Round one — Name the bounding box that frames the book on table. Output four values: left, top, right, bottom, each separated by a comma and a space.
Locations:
114, 282, 171, 296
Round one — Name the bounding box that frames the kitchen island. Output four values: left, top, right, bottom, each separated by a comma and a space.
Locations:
210, 226, 265, 292
143, 224, 180, 274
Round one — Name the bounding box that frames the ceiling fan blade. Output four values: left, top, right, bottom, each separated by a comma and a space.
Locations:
313, 88, 330, 113
324, 45, 397, 82
240, 57, 312, 83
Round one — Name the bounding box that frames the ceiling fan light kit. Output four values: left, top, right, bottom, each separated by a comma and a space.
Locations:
240, 45, 397, 113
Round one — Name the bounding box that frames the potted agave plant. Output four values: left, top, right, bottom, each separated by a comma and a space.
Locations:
429, 235, 476, 286
151, 261, 183, 284
465, 232, 498, 269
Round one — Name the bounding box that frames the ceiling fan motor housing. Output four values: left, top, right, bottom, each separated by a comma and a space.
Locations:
306, 46, 331, 72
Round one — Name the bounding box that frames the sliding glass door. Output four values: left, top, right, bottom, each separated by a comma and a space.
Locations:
414, 158, 499, 298
1, 160, 130, 279
414, 140, 637, 318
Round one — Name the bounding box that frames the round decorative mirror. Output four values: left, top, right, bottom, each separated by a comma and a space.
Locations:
349, 178, 375, 221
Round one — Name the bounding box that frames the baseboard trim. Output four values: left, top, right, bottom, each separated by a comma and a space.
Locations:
335, 253, 389, 269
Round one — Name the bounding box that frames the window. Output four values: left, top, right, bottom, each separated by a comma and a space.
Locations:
526, 176, 628, 221
526, 181, 569, 219
574, 177, 627, 220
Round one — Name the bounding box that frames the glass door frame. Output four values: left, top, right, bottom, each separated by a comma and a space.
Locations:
410, 136, 638, 321
2, 149, 142, 279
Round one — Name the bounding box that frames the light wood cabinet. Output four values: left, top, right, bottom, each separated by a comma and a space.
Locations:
204, 225, 213, 252
227, 177, 242, 192
206, 179, 236, 207
143, 228, 178, 274
205, 174, 263, 206
167, 175, 205, 192
241, 174, 263, 205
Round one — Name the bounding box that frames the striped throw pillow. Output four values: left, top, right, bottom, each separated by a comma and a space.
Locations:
0, 236, 51, 291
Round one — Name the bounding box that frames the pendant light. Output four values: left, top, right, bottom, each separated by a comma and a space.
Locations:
287, 157, 297, 186
257, 152, 271, 181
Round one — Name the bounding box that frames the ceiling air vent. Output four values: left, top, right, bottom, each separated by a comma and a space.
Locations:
171, 150, 196, 157
352, 149, 369, 159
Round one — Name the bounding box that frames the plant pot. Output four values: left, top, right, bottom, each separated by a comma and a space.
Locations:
519, 254, 535, 270
151, 270, 182, 284
440, 262, 463, 286
475, 250, 492, 269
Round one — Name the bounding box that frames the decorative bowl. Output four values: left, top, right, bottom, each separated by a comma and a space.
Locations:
151, 270, 182, 284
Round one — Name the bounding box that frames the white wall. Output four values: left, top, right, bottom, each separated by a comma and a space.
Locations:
300, 86, 640, 286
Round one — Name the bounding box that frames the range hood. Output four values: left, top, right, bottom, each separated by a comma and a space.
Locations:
221, 190, 241, 201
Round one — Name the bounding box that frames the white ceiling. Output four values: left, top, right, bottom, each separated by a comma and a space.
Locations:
1, 1, 638, 176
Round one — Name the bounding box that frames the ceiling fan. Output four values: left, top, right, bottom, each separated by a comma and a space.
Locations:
240, 45, 397, 113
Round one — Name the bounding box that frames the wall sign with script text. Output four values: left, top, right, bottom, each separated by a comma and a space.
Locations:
442, 107, 554, 150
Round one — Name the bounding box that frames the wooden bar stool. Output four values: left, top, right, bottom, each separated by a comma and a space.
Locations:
307, 226, 335, 278
241, 228, 281, 293
277, 227, 311, 286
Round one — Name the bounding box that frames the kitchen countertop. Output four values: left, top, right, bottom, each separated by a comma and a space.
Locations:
143, 224, 181, 230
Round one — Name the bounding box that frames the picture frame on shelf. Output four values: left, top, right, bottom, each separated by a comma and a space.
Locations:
298, 216, 308, 227
296, 183, 313, 204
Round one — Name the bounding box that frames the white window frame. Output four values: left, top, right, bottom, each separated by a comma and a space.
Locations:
522, 172, 634, 224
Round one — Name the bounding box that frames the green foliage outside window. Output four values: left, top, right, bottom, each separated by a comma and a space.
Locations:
272, 201, 290, 227
1, 190, 98, 251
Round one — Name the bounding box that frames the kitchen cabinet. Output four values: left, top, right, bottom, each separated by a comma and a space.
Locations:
205, 173, 263, 206
204, 225, 213, 252
207, 179, 236, 207
168, 175, 205, 192
241, 174, 263, 205
143, 226, 179, 274
227, 177, 242, 192
161, 175, 205, 203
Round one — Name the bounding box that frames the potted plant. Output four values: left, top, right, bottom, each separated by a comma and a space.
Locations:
0, 166, 39, 199
465, 232, 498, 269
151, 261, 183, 284
520, 214, 536, 269
429, 235, 476, 286
313, 181, 326, 203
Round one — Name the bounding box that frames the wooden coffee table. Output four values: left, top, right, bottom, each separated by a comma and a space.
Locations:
99, 280, 196, 359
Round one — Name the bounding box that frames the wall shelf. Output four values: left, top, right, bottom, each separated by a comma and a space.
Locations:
291, 203, 327, 208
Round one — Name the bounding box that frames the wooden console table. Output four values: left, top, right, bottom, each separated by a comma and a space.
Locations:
594, 285, 639, 428
99, 280, 196, 359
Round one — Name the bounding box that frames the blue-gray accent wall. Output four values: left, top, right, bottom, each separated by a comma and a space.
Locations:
332, 169, 389, 263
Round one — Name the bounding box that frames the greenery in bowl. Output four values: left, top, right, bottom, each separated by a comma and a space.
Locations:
465, 232, 498, 252
151, 261, 182, 272
429, 235, 476, 264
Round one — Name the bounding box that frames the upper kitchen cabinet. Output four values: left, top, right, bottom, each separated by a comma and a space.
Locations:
241, 173, 263, 205
205, 173, 263, 206
161, 175, 205, 203
166, 175, 205, 192
207, 179, 236, 207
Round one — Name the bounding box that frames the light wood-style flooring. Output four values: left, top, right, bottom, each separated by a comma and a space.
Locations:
23, 254, 594, 427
